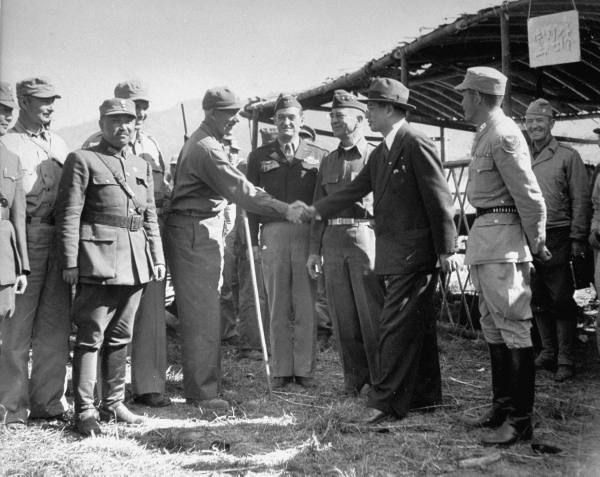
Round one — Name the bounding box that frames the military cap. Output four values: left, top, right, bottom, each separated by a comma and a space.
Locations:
526, 98, 554, 118
274, 94, 302, 113
361, 77, 415, 111
16, 77, 61, 99
299, 124, 316, 142
0, 82, 16, 108
331, 89, 367, 113
99, 98, 136, 118
455, 67, 507, 95
114, 79, 150, 102
202, 86, 243, 110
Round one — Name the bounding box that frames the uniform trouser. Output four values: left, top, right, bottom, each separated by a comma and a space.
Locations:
0, 223, 70, 423
367, 270, 441, 418
72, 283, 144, 413
166, 214, 223, 400
321, 224, 383, 391
260, 222, 316, 378
470, 262, 533, 348
220, 229, 239, 341
315, 276, 332, 341
236, 249, 270, 350
531, 228, 577, 367
0, 284, 15, 322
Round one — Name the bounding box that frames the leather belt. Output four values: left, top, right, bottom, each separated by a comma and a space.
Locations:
0, 207, 9, 220
327, 218, 373, 226
476, 206, 518, 217
82, 212, 143, 231
26, 215, 55, 225
170, 209, 217, 220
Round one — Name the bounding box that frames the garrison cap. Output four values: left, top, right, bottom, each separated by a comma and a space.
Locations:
202, 86, 243, 110
332, 89, 367, 112
362, 77, 415, 111
525, 98, 554, 118
99, 98, 136, 118
455, 67, 507, 95
114, 79, 150, 102
274, 94, 302, 113
0, 82, 16, 108
16, 77, 61, 99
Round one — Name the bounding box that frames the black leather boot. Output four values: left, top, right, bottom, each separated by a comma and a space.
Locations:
463, 343, 511, 428
482, 347, 534, 446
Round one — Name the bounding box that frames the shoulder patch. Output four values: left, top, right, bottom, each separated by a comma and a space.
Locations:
501, 135, 520, 153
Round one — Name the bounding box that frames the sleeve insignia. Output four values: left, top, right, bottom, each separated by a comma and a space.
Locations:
501, 135, 520, 153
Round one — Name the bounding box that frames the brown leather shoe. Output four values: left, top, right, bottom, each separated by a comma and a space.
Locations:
481, 417, 533, 446
186, 398, 230, 411
99, 403, 145, 424
133, 393, 172, 407
295, 377, 316, 389
554, 366, 574, 382
77, 410, 101, 437
461, 407, 507, 428
356, 407, 393, 425
3, 421, 27, 432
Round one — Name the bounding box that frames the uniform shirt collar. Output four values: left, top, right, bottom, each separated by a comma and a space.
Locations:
14, 119, 47, 139
277, 137, 300, 154
99, 138, 128, 157
384, 118, 405, 150
338, 136, 366, 153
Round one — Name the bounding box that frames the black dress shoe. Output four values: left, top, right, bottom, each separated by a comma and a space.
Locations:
133, 393, 172, 407
357, 407, 392, 425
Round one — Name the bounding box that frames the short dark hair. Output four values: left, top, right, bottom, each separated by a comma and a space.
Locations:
479, 92, 504, 108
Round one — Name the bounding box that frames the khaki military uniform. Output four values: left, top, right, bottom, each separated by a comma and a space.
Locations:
0, 145, 28, 319
83, 129, 169, 397
0, 121, 71, 424
466, 110, 546, 348
55, 139, 164, 413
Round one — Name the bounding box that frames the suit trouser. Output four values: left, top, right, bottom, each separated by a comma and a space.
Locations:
131, 217, 167, 396
166, 214, 223, 400
0, 223, 70, 423
531, 227, 577, 367
72, 283, 144, 413
367, 270, 441, 418
261, 222, 316, 378
321, 223, 383, 391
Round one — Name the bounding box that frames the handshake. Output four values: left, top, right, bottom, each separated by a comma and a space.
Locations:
285, 200, 317, 224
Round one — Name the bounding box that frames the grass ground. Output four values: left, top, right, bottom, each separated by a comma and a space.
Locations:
1, 327, 600, 476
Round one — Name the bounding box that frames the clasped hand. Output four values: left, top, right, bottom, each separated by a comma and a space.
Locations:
285, 201, 316, 224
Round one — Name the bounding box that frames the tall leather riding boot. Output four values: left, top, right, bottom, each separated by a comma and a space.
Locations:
72, 347, 99, 414
463, 343, 511, 427
534, 314, 557, 370
482, 347, 534, 446
100, 345, 128, 410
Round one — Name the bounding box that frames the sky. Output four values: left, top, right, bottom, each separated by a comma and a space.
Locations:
0, 0, 499, 129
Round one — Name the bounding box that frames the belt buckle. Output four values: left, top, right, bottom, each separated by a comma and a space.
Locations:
129, 215, 143, 231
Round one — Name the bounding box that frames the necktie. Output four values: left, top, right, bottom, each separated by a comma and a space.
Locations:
284, 143, 294, 162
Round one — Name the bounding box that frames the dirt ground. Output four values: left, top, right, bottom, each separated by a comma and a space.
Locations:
1, 326, 600, 476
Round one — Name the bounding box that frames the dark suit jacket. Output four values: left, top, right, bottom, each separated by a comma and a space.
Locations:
55, 140, 164, 285
314, 122, 456, 275
0, 145, 29, 285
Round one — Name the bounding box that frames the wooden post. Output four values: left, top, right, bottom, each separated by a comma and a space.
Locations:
251, 109, 259, 151
440, 126, 446, 162
500, 8, 512, 116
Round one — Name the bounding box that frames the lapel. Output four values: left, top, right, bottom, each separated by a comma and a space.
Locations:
374, 124, 408, 208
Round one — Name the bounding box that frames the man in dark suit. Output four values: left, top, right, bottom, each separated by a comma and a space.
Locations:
55, 98, 165, 436
307, 77, 459, 423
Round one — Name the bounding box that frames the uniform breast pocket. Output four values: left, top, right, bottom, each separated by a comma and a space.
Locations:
474, 154, 495, 173
78, 224, 117, 279
322, 171, 339, 194
91, 173, 121, 207
2, 168, 17, 199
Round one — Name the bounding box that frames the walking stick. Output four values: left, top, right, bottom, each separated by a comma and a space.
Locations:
241, 210, 272, 396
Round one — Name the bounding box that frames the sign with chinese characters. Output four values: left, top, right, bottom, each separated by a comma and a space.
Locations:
528, 10, 581, 68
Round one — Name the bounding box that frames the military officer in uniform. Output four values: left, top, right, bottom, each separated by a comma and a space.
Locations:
166, 87, 306, 409
0, 77, 71, 428
56, 98, 165, 436
456, 67, 548, 446
83, 80, 170, 407
0, 82, 28, 330
525, 98, 590, 382
307, 90, 384, 395
306, 78, 459, 422
247, 95, 328, 389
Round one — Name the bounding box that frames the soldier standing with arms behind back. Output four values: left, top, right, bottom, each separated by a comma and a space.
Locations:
307, 90, 384, 396
56, 98, 165, 436
0, 77, 71, 429
456, 67, 548, 446
0, 82, 28, 335
525, 98, 590, 383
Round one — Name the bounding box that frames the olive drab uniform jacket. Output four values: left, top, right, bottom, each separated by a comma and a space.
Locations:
465, 109, 546, 265
0, 145, 29, 285
55, 139, 164, 285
